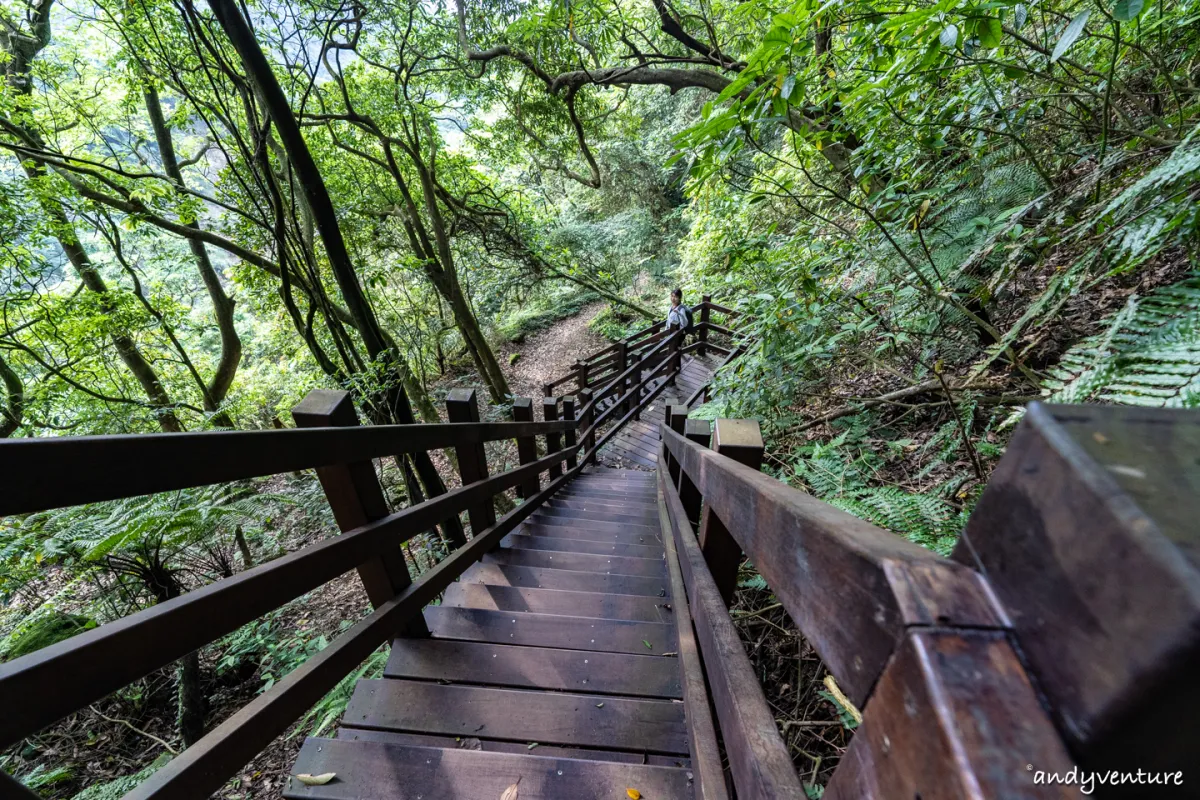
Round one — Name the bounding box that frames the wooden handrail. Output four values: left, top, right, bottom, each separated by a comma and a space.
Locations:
0, 442, 575, 750
0, 322, 694, 796
127, 448, 588, 800
0, 419, 574, 516
658, 457, 803, 800
658, 411, 1078, 798
659, 423, 1006, 704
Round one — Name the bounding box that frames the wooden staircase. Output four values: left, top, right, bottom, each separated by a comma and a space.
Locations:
286, 468, 696, 799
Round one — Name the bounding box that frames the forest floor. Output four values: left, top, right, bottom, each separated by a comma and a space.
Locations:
496, 301, 610, 399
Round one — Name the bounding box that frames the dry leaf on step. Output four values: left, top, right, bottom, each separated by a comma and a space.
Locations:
294, 773, 336, 786
459, 737, 482, 750
627, 789, 642, 799
501, 779, 521, 800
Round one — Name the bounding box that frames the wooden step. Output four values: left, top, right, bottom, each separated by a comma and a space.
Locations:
528, 515, 659, 536
548, 496, 658, 514
459, 563, 669, 597
555, 488, 660, 504
518, 523, 661, 546
286, 738, 693, 799
535, 506, 657, 526
442, 582, 671, 623
335, 728, 689, 767
502, 533, 663, 559
484, 547, 665, 577
385, 637, 681, 696
341, 680, 689, 753
425, 605, 675, 654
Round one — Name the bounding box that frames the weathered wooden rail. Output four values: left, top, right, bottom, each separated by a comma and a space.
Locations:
2, 321, 1194, 798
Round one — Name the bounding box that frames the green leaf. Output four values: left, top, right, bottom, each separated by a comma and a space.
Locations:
1112, 0, 1146, 21
1013, 3, 1028, 28
643, 640, 653, 649
1051, 9, 1091, 63
975, 16, 1002, 48
939, 24, 958, 47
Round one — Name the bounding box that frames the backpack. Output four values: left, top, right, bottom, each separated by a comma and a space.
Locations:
682, 304, 695, 334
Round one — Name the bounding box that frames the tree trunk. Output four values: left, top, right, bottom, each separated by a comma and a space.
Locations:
0, 351, 24, 437
144, 83, 241, 426
176, 650, 207, 747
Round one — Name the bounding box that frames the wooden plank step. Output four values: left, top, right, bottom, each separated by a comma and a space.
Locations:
556, 489, 661, 504
285, 738, 693, 799
518, 523, 661, 546
442, 583, 673, 623
574, 474, 656, 486
425, 606, 675, 654
385, 638, 681, 696
529, 515, 659, 535
578, 469, 654, 480
570, 479, 656, 493
459, 563, 669, 597
335, 728, 689, 767
341, 680, 689, 753
484, 547, 665, 577
535, 506, 658, 526
501, 533, 664, 559
548, 496, 659, 514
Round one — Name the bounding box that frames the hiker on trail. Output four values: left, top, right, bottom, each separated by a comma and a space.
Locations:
667, 288, 693, 334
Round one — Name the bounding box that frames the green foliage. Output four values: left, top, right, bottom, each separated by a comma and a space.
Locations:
0, 611, 96, 661
497, 288, 599, 342
1045, 274, 1200, 407
71, 754, 172, 800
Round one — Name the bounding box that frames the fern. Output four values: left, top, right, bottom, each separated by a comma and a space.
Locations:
1044, 273, 1200, 407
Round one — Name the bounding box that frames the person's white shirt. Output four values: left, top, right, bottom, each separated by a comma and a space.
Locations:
667, 304, 688, 329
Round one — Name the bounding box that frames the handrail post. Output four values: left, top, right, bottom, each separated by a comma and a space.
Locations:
616, 340, 627, 374
626, 352, 642, 420
698, 294, 711, 356
668, 324, 681, 385
681, 419, 711, 527
541, 382, 553, 399
543, 397, 563, 480
699, 419, 764, 605
512, 398, 540, 499
562, 397, 577, 469
445, 388, 493, 541
578, 388, 596, 465
667, 405, 687, 486
575, 360, 589, 391
292, 390, 428, 634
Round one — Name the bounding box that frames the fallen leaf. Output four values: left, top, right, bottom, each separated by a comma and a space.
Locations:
642, 640, 653, 649
662, 651, 678, 657
627, 789, 642, 799
294, 773, 336, 786
501, 778, 521, 800
527, 742, 539, 750
595, 702, 605, 708
459, 737, 483, 750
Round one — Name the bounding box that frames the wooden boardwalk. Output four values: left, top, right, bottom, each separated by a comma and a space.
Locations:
598, 352, 724, 470
287, 469, 698, 799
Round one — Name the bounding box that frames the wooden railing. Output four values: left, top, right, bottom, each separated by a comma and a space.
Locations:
542, 296, 745, 398
655, 402, 1197, 798
0, 351, 688, 798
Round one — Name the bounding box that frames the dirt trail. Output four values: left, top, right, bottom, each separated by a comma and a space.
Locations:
499, 302, 612, 399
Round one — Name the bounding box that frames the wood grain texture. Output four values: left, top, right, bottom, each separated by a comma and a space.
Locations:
343, 679, 689, 753
661, 424, 1006, 704
517, 523, 662, 546
459, 563, 669, 597
951, 402, 1200, 773
484, 547, 666, 578
285, 738, 693, 799
442, 582, 672, 623
334, 728, 689, 767
655, 467, 729, 800
384, 638, 682, 697
825, 630, 1075, 800
425, 605, 676, 654
501, 533, 663, 559
660, 462, 806, 800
